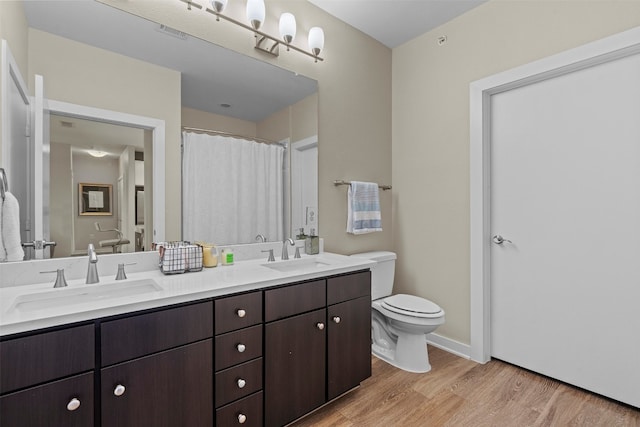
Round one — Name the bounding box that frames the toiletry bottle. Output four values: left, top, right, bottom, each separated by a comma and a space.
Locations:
221, 248, 234, 265
296, 227, 307, 240
305, 229, 319, 255
202, 243, 218, 268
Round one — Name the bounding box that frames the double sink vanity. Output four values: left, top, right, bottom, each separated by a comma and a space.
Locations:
0, 250, 375, 427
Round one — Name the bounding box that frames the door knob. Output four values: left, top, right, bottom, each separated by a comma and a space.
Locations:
492, 235, 512, 245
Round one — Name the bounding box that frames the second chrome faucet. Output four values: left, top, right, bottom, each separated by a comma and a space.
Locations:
281, 238, 295, 260
86, 244, 99, 284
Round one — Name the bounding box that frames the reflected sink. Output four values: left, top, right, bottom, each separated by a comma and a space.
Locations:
9, 279, 163, 313
262, 258, 331, 273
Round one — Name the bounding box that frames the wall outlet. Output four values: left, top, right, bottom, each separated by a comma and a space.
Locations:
306, 206, 317, 226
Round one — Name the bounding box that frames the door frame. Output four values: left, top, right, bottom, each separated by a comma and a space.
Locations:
469, 26, 640, 363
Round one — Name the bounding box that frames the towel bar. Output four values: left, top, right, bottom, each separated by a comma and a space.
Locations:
333, 180, 391, 191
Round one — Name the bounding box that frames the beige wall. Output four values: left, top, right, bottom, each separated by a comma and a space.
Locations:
28, 28, 182, 241
0, 1, 28, 166
290, 93, 318, 143
393, 0, 640, 345
98, 0, 393, 254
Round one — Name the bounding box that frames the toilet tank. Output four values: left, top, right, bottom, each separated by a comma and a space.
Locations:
350, 251, 396, 300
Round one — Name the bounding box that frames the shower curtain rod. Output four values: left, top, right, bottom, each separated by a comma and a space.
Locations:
182, 126, 285, 146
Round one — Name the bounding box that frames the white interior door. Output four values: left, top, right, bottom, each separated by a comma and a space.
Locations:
490, 52, 640, 407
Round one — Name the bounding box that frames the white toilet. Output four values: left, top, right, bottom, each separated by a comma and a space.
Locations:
351, 251, 445, 373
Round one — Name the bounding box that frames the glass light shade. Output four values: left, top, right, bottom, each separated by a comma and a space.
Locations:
308, 27, 324, 56
88, 150, 108, 158
246, 0, 265, 30
210, 0, 227, 13
279, 13, 296, 45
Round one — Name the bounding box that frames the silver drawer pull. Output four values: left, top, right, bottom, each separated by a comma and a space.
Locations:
332, 316, 341, 324
66, 398, 81, 411
113, 384, 126, 397
236, 309, 246, 318
237, 378, 246, 388
236, 343, 246, 353
316, 322, 325, 330
238, 413, 247, 424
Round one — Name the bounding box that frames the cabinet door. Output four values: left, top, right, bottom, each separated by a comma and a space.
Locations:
0, 372, 93, 427
101, 340, 213, 427
327, 296, 372, 400
264, 308, 326, 427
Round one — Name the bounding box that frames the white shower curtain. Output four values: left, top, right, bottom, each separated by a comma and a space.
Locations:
182, 131, 285, 245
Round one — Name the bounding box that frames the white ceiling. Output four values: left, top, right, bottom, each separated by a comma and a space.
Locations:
309, 0, 488, 48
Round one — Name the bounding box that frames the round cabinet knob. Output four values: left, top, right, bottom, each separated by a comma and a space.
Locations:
332, 316, 341, 324
237, 378, 246, 389
316, 322, 325, 330
66, 398, 81, 411
238, 413, 247, 424
236, 309, 246, 318
236, 343, 246, 353
113, 384, 126, 397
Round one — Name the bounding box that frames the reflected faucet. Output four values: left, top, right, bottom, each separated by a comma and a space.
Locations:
281, 238, 295, 260
86, 244, 99, 284
255, 234, 267, 243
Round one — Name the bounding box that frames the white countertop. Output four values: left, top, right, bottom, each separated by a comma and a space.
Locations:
0, 252, 375, 337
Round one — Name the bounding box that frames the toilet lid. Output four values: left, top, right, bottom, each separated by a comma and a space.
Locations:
382, 294, 442, 316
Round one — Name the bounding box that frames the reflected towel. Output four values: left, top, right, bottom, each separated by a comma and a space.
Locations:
1, 192, 25, 262
347, 181, 382, 234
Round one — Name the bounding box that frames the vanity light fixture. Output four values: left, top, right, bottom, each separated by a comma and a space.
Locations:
178, 0, 324, 62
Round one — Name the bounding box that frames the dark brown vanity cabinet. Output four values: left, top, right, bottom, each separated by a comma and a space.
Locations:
0, 324, 95, 427
214, 292, 264, 427
0, 269, 371, 427
264, 272, 372, 427
327, 271, 372, 400
100, 301, 214, 427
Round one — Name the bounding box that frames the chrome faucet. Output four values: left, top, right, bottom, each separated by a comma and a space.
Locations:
86, 244, 99, 284
255, 234, 267, 243
281, 238, 295, 260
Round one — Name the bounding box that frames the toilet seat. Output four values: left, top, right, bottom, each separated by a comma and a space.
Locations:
381, 294, 443, 319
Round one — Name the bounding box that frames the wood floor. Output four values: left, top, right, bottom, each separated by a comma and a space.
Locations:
293, 345, 640, 427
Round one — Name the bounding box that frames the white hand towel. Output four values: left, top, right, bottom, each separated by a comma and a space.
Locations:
347, 181, 382, 234
1, 192, 25, 262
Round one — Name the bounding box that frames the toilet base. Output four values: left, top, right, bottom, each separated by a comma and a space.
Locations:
371, 333, 432, 373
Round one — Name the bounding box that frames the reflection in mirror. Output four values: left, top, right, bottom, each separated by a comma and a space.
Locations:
49, 115, 148, 257
16, 0, 318, 256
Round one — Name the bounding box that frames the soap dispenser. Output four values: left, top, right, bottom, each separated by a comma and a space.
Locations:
305, 228, 319, 255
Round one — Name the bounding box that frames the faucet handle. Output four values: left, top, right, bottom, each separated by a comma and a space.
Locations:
294, 246, 303, 259
115, 263, 137, 280
41, 269, 68, 288
261, 249, 275, 262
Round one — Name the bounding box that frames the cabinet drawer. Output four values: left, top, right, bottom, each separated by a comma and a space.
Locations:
215, 325, 262, 371
101, 301, 213, 366
216, 391, 263, 427
0, 324, 94, 393
215, 358, 262, 407
215, 292, 262, 335
265, 280, 326, 322
327, 270, 371, 305
0, 372, 94, 427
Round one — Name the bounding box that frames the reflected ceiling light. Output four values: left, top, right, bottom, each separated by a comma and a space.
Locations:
279, 13, 296, 49
88, 150, 108, 158
246, 0, 265, 30
179, 0, 324, 62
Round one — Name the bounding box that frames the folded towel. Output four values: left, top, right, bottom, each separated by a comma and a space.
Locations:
1, 192, 25, 262
347, 181, 382, 234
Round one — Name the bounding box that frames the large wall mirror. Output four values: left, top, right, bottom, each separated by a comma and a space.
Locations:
10, 0, 318, 260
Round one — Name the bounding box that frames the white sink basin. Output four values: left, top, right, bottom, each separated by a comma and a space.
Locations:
8, 279, 163, 313
262, 258, 331, 273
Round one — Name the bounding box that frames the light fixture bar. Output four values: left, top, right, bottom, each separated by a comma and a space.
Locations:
178, 0, 323, 62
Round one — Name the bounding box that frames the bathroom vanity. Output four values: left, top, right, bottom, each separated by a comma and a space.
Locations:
0, 253, 373, 427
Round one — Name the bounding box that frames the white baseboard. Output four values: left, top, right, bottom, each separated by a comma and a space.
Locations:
426, 333, 472, 360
